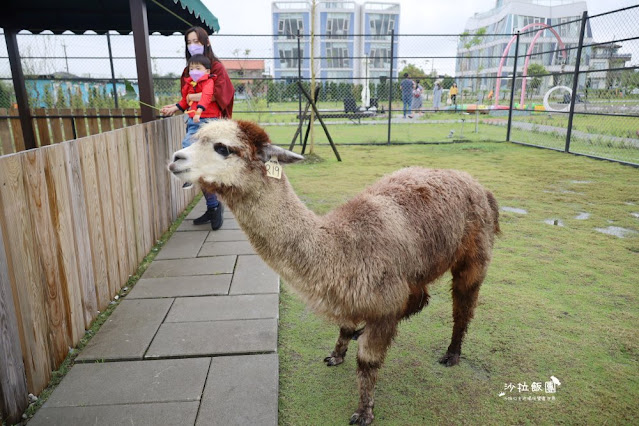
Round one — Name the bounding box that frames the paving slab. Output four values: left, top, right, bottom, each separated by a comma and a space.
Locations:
127, 275, 232, 299
187, 205, 235, 220
165, 294, 279, 322
205, 229, 247, 242
154, 231, 208, 260
142, 256, 236, 278
177, 220, 215, 232
199, 240, 255, 257
43, 358, 211, 407
146, 319, 277, 358
220, 218, 241, 230
29, 402, 199, 426
76, 299, 173, 361
196, 354, 278, 426
230, 255, 279, 295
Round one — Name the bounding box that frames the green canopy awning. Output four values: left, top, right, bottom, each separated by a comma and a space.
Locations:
0, 0, 220, 34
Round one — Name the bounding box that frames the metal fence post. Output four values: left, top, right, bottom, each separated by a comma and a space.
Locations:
106, 32, 119, 108
297, 29, 303, 147
506, 31, 520, 142
387, 29, 395, 146
565, 11, 588, 153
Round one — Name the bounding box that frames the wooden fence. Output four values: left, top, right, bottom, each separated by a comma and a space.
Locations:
0, 108, 145, 156
0, 116, 194, 423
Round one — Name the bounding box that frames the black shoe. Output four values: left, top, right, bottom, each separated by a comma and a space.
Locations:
210, 204, 224, 230
193, 208, 213, 225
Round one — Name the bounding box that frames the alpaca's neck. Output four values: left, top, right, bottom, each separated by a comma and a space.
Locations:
223, 173, 322, 281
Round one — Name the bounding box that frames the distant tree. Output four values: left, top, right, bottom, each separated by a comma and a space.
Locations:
461, 27, 487, 93
397, 63, 426, 80
620, 69, 639, 90
55, 85, 68, 108
42, 84, 55, 108
71, 87, 84, 109
0, 82, 13, 108
102, 85, 114, 108
441, 75, 455, 89
527, 63, 547, 97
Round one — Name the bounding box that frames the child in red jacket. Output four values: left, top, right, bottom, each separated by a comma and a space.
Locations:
161, 55, 225, 228
162, 54, 221, 146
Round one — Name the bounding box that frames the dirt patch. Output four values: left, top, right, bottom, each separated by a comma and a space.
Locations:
544, 219, 564, 227
575, 212, 591, 220
501, 206, 527, 214
300, 153, 326, 164
594, 226, 638, 238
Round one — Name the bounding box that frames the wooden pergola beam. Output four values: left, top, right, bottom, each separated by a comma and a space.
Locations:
5, 28, 37, 150
129, 0, 156, 123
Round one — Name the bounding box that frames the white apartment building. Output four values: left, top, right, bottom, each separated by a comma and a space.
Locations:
271, 1, 400, 80
456, 0, 593, 93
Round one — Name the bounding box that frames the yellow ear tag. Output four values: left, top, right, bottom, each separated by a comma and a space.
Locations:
265, 155, 282, 179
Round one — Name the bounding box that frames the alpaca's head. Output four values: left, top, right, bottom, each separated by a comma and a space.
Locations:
168, 120, 303, 193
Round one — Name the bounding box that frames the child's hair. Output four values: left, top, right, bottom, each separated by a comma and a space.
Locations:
188, 54, 211, 70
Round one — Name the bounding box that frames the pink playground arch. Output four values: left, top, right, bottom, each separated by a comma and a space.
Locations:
493, 23, 567, 107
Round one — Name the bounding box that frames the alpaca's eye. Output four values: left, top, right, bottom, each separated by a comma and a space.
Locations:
214, 143, 230, 157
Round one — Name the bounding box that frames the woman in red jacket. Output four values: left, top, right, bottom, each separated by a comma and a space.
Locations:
162, 26, 235, 229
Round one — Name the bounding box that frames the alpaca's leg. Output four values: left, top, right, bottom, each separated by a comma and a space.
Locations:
440, 258, 488, 367
324, 325, 357, 366
349, 319, 397, 426
399, 286, 430, 321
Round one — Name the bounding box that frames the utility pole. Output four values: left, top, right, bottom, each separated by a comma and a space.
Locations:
62, 41, 69, 73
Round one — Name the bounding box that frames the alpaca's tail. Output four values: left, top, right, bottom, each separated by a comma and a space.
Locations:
486, 191, 501, 236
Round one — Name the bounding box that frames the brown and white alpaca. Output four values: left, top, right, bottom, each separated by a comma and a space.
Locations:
168, 120, 500, 425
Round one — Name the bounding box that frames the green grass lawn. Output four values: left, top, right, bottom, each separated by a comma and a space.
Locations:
265, 122, 506, 146
230, 101, 639, 165
488, 113, 639, 141
277, 142, 639, 425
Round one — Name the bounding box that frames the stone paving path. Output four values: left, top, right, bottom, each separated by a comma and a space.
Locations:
29, 199, 280, 426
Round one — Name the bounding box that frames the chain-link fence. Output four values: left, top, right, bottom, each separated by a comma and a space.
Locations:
1, 4, 638, 164
505, 5, 639, 166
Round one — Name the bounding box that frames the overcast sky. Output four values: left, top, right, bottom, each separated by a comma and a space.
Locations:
204, 0, 638, 35
1, 0, 636, 79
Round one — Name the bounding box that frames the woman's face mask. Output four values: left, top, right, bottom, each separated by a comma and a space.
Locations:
188, 43, 205, 56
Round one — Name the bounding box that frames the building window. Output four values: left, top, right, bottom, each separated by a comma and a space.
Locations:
517, 15, 543, 31
278, 15, 304, 39
368, 14, 395, 40
369, 47, 391, 69
557, 16, 579, 38
326, 43, 350, 68
279, 47, 304, 68
326, 13, 350, 39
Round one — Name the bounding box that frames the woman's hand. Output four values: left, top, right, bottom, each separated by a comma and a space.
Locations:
161, 104, 179, 116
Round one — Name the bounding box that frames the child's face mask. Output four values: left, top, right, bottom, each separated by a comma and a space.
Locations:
188, 44, 205, 56
189, 69, 206, 82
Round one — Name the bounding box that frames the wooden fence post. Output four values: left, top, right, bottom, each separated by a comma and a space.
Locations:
0, 109, 14, 155
0, 225, 29, 424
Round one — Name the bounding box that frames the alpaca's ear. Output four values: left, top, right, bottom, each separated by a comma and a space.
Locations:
258, 144, 304, 164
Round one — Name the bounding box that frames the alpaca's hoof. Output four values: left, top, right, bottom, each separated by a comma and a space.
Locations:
323, 355, 344, 366
349, 408, 374, 425
439, 351, 460, 367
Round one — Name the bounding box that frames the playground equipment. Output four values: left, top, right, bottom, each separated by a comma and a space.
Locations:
494, 23, 568, 108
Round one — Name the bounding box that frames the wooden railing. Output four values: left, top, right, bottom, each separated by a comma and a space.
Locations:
0, 108, 144, 155
0, 116, 194, 423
